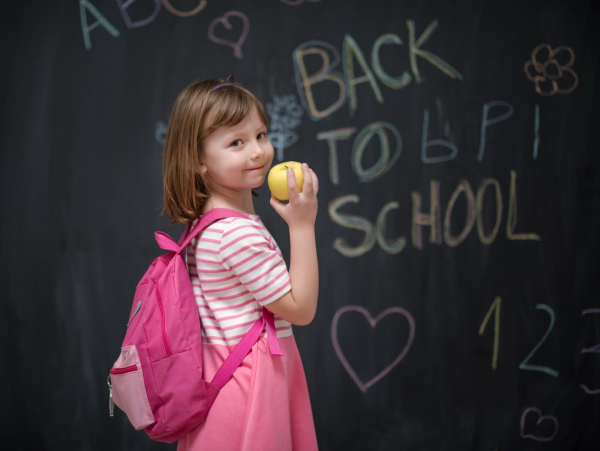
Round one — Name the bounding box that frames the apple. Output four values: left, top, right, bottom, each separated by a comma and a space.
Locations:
268, 161, 304, 201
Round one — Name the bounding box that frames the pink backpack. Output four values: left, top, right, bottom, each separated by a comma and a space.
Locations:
107, 208, 283, 443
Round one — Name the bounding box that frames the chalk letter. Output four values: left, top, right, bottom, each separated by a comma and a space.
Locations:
162, 0, 206, 17
293, 41, 346, 120
478, 101, 513, 162
343, 34, 384, 116
407, 20, 463, 84
421, 109, 458, 164
329, 195, 375, 258
316, 127, 356, 186
79, 0, 120, 50
116, 0, 161, 29
376, 201, 407, 254
507, 170, 541, 241
476, 178, 503, 244
352, 121, 402, 182
371, 33, 412, 89
444, 180, 476, 247
411, 180, 442, 249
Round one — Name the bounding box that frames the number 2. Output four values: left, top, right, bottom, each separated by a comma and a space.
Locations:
518, 304, 559, 377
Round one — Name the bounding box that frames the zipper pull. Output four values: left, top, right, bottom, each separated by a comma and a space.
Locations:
127, 300, 142, 327
107, 374, 114, 417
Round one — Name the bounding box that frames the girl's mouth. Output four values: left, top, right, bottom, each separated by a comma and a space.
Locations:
247, 165, 264, 171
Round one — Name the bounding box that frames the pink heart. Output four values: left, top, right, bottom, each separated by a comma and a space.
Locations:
207, 11, 249, 60
331, 306, 415, 393
520, 407, 559, 442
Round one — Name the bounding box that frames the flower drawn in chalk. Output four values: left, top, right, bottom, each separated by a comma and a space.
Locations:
524, 44, 578, 96
265, 94, 304, 161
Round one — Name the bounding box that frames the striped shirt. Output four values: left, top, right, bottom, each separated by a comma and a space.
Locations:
185, 214, 293, 346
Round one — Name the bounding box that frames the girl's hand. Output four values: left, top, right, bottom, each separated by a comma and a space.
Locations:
270, 162, 318, 229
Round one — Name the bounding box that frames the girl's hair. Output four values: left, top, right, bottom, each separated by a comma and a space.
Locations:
161, 75, 269, 225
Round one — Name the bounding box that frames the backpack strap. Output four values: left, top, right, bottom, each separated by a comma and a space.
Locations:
155, 208, 249, 254
210, 306, 283, 390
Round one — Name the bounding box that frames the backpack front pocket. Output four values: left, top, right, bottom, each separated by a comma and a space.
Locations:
110, 345, 155, 430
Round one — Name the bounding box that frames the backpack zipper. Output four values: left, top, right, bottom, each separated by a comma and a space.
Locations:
155, 281, 173, 357
126, 300, 142, 327
110, 364, 137, 374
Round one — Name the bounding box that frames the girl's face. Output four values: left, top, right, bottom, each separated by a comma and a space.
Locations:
199, 106, 274, 195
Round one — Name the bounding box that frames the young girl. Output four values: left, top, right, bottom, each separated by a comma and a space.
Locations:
161, 76, 320, 451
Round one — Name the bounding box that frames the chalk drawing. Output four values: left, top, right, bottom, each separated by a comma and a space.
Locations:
411, 180, 442, 249
162, 0, 206, 17
316, 127, 356, 185
524, 44, 578, 96
331, 305, 415, 393
518, 304, 559, 377
343, 34, 384, 116
79, 0, 120, 51
579, 308, 600, 394
116, 0, 161, 29
406, 20, 463, 84
155, 120, 168, 145
351, 121, 402, 182
507, 170, 541, 241
328, 195, 376, 258
478, 296, 501, 370
478, 101, 513, 162
208, 11, 249, 60
520, 407, 559, 441
371, 33, 412, 89
476, 178, 503, 244
293, 40, 346, 120
265, 94, 304, 161
533, 105, 540, 159
443, 180, 476, 247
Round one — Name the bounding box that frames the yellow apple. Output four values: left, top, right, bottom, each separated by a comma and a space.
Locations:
268, 161, 304, 201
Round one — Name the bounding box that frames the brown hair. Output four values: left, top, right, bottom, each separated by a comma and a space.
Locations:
161, 75, 268, 225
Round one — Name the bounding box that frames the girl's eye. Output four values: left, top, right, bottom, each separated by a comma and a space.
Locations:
231, 133, 267, 147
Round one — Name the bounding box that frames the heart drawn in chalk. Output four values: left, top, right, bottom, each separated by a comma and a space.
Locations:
208, 11, 249, 60
520, 407, 559, 442
331, 306, 415, 393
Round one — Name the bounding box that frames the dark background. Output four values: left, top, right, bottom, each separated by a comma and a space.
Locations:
1, 0, 599, 449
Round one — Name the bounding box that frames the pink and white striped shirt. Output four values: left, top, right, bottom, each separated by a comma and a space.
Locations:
185, 214, 293, 346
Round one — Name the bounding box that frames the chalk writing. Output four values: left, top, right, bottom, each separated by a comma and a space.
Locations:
518, 304, 559, 377
507, 170, 541, 241
208, 11, 249, 60
116, 0, 161, 29
351, 121, 402, 182
79, 0, 120, 50
162, 0, 206, 17
478, 296, 501, 370
524, 44, 578, 96
476, 178, 503, 244
293, 22, 462, 121
443, 180, 475, 247
533, 105, 540, 159
520, 407, 559, 441
478, 101, 513, 162
579, 308, 600, 395
331, 306, 415, 393
316, 128, 356, 185
411, 180, 442, 249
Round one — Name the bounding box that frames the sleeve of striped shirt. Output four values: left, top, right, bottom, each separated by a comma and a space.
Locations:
218, 218, 292, 307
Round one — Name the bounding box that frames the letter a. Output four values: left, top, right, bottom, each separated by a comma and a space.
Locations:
80, 0, 120, 50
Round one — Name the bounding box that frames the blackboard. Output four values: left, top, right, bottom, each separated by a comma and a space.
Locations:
2, 0, 600, 449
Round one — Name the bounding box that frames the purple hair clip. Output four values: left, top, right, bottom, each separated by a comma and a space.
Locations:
211, 82, 235, 92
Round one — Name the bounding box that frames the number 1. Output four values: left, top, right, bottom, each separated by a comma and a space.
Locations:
479, 296, 501, 370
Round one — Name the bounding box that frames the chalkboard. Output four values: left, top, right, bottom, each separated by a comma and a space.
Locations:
1, 0, 599, 449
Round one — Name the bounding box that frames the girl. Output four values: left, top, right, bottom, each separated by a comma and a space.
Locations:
161, 75, 320, 451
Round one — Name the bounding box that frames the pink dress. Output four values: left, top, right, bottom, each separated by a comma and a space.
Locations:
176, 214, 319, 451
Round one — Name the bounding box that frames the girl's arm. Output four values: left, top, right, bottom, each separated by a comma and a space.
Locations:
266, 164, 319, 326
